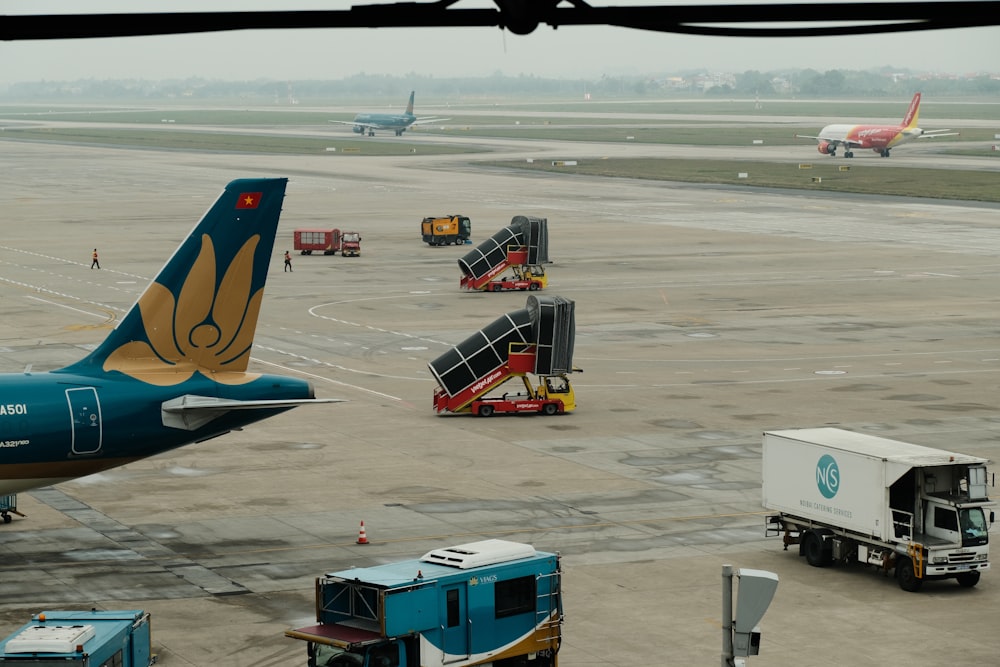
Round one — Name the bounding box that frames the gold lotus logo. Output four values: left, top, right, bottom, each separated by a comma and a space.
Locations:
103, 233, 263, 386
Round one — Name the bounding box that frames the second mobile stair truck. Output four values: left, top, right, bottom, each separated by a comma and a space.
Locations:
459, 216, 549, 292
429, 295, 578, 416
763, 427, 993, 591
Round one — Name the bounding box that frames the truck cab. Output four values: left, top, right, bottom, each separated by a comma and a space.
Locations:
310, 638, 414, 667
486, 265, 547, 292
920, 500, 991, 546
341, 232, 362, 257
538, 374, 574, 409
887, 462, 993, 585
916, 492, 993, 584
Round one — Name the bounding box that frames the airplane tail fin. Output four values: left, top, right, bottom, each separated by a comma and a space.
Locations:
405, 90, 415, 115
59, 178, 289, 385
902, 92, 921, 129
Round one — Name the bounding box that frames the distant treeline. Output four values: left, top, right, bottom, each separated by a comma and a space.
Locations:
3, 69, 999, 103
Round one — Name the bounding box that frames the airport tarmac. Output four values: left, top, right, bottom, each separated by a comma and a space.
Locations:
2, 137, 1000, 666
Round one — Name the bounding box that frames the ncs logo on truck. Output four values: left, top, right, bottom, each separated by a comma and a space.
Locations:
816, 454, 840, 498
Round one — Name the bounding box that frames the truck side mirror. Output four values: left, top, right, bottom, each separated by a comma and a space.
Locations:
990, 511, 995, 525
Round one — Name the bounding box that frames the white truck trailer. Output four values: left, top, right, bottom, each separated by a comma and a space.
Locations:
762, 427, 993, 592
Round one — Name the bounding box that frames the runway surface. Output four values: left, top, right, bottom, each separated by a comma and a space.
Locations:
1, 135, 999, 666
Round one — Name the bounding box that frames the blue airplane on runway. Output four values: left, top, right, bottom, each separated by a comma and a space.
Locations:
0, 177, 338, 495
330, 91, 449, 137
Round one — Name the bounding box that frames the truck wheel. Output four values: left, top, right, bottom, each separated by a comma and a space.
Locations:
802, 531, 831, 567
542, 403, 558, 416
956, 571, 981, 588
528, 283, 539, 291
895, 557, 923, 592
478, 405, 494, 417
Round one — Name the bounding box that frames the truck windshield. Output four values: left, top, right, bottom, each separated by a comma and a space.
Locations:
545, 376, 569, 393
959, 507, 989, 546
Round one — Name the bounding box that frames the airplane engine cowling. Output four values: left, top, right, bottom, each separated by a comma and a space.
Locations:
817, 141, 836, 155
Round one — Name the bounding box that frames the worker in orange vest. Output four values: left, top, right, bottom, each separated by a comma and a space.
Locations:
284, 250, 292, 272
91, 248, 100, 269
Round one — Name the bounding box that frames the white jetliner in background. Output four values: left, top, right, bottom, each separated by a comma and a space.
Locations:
796, 93, 958, 158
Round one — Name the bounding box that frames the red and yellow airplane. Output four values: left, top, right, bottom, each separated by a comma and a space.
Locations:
796, 93, 958, 158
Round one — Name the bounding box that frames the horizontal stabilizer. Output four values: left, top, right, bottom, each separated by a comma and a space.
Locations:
330, 120, 379, 128
162, 394, 343, 430
409, 117, 450, 126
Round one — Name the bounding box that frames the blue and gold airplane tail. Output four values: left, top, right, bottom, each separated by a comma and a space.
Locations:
404, 90, 415, 116
59, 178, 288, 385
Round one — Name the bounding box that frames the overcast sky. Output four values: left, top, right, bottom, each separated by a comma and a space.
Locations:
3, 1, 999, 86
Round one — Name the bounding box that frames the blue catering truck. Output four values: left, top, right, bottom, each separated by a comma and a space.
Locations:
0, 610, 153, 665
285, 539, 562, 667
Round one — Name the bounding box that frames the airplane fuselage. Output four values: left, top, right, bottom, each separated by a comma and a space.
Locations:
815, 123, 918, 154
351, 112, 415, 134
0, 369, 314, 494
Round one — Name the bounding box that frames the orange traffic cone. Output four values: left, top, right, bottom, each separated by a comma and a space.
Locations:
356, 520, 370, 545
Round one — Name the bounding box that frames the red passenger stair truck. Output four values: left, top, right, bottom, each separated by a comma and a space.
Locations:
459, 216, 550, 292
430, 295, 579, 417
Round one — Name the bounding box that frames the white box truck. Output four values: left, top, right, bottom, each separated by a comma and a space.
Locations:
762, 427, 993, 592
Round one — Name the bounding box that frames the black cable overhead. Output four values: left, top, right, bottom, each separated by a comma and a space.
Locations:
3, 1, 999, 41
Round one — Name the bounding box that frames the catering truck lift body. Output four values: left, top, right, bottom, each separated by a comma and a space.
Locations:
286, 539, 562, 667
